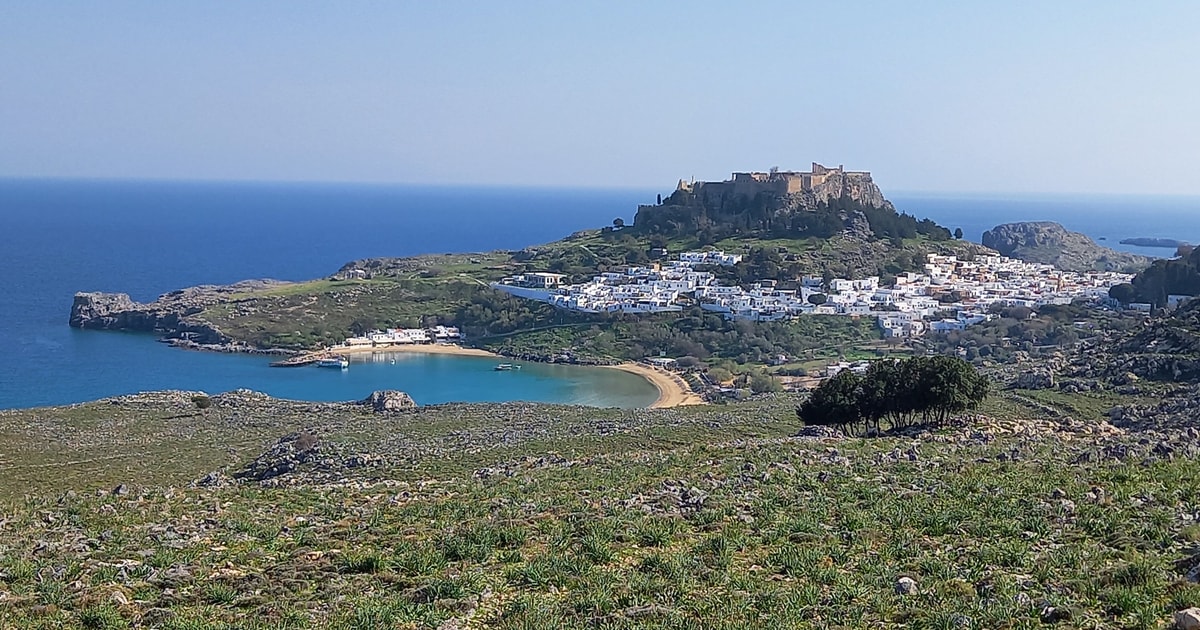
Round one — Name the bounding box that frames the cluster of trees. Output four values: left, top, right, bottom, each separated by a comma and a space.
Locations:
612, 310, 879, 364
797, 356, 989, 434
453, 290, 571, 337
484, 308, 881, 366
857, 201, 952, 242
920, 302, 1123, 362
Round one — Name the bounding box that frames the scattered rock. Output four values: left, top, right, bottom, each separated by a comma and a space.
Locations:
1015, 368, 1056, 390
1039, 603, 1073, 623
153, 565, 193, 587
142, 608, 177, 626
1175, 608, 1200, 630
362, 390, 417, 413
795, 425, 842, 439
895, 576, 918, 595
194, 471, 227, 488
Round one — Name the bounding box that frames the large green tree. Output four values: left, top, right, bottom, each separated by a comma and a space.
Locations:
798, 356, 988, 434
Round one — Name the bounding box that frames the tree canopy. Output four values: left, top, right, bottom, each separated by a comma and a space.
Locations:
797, 356, 989, 435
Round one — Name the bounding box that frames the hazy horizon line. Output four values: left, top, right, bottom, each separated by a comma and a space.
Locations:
2, 174, 1199, 201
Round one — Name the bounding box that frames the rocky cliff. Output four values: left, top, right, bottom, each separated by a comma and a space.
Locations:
981, 222, 1151, 273
632, 166, 949, 244
69, 280, 290, 350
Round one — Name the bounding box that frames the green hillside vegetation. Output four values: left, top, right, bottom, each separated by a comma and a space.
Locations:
920, 303, 1144, 362
1, 391, 1199, 628
202, 277, 564, 350
479, 310, 881, 366
189, 218, 986, 364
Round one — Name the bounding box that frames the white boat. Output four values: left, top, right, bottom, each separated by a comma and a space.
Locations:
493, 363, 520, 371
317, 357, 349, 369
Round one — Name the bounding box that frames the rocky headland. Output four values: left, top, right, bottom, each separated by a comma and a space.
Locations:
69, 279, 294, 353
982, 221, 1151, 273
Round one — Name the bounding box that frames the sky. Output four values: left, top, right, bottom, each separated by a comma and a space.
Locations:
1, 2, 1198, 194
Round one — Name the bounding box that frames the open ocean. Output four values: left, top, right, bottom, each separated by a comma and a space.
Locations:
1, 179, 1198, 409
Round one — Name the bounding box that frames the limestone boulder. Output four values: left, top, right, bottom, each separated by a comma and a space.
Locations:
363, 390, 417, 413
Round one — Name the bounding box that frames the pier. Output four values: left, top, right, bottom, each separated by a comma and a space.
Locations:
270, 350, 338, 367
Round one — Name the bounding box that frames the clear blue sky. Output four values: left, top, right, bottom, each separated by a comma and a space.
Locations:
2, 2, 1197, 194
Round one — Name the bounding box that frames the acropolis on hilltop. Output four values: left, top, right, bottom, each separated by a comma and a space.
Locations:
675, 163, 872, 199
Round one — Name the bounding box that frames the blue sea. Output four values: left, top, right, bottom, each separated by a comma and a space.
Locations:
891, 192, 1200, 258
0, 179, 661, 409
1, 179, 1198, 410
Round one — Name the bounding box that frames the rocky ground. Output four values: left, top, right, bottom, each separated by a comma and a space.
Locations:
1, 388, 1200, 628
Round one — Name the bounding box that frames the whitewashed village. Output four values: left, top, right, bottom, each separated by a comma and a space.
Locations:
493, 251, 1134, 339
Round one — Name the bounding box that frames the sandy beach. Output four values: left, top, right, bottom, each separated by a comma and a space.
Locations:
604, 363, 707, 409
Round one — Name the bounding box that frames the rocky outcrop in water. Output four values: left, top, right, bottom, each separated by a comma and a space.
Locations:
1120, 237, 1188, 249
69, 280, 290, 349
981, 222, 1151, 273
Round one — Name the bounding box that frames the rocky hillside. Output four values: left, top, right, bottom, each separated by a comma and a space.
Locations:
1064, 296, 1200, 384
633, 168, 951, 244
69, 279, 291, 352
3, 390, 1200, 627
982, 221, 1151, 273
1126, 246, 1200, 307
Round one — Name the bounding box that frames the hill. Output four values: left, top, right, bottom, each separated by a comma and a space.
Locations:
632, 164, 952, 245
981, 221, 1152, 273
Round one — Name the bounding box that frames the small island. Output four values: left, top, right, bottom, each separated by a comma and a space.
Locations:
1119, 237, 1190, 249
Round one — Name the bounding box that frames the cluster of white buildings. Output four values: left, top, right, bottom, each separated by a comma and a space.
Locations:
343, 325, 462, 347
494, 260, 722, 314
493, 251, 1134, 338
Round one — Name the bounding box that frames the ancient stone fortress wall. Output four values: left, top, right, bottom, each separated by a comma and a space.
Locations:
680, 163, 868, 200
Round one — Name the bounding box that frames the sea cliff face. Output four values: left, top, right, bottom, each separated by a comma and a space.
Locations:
981, 221, 1151, 273
69, 280, 291, 350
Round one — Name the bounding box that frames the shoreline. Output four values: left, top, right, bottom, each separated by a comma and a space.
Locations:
328, 343, 501, 359
603, 363, 707, 409
178, 340, 706, 410
324, 344, 705, 409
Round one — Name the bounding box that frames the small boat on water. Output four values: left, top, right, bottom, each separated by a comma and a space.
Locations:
317, 357, 349, 369
493, 363, 521, 371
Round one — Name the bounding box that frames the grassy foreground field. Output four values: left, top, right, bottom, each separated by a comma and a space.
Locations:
1, 390, 1199, 629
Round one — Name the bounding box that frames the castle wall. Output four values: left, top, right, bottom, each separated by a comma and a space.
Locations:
671, 164, 869, 203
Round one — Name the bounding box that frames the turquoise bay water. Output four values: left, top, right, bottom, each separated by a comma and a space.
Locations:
3, 179, 1199, 409
56, 333, 657, 408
